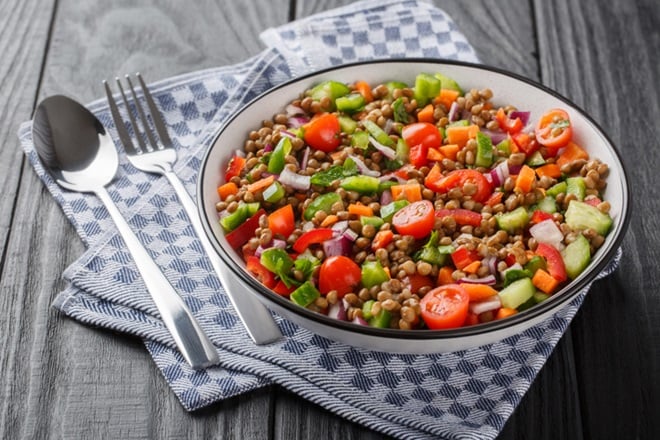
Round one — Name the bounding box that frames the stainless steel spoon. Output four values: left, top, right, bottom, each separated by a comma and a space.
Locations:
32, 95, 219, 369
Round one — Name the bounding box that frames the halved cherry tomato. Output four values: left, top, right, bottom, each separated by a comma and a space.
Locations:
495, 108, 524, 134
535, 242, 568, 283
268, 204, 295, 237
303, 113, 342, 152
292, 228, 334, 253
224, 155, 246, 181
420, 284, 470, 329
318, 255, 362, 297
225, 209, 266, 249
426, 169, 492, 203
512, 132, 539, 156
535, 109, 573, 155
391, 200, 435, 239
402, 122, 442, 167
246, 256, 276, 288
435, 208, 483, 227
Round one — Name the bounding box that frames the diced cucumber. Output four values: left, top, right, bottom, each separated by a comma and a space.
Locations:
351, 130, 370, 149
495, 206, 530, 233
338, 115, 357, 134
414, 73, 442, 107
496, 138, 511, 156
363, 120, 394, 146
566, 177, 586, 201
434, 72, 463, 94
524, 255, 547, 275
564, 200, 613, 235
499, 277, 536, 309
546, 181, 567, 198
309, 80, 351, 109
263, 181, 285, 203
533, 291, 550, 303
536, 196, 557, 214
526, 150, 546, 167
475, 131, 494, 168
360, 216, 385, 229
369, 309, 392, 328
561, 233, 591, 279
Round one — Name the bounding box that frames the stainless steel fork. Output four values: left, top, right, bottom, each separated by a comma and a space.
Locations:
105, 74, 282, 345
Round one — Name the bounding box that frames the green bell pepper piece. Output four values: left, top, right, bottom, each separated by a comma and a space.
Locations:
414, 73, 441, 107
290, 281, 321, 307
380, 200, 409, 222
336, 93, 366, 113
340, 175, 380, 194
304, 192, 342, 221
220, 202, 260, 232
377, 180, 398, 193
267, 137, 292, 174
309, 80, 351, 110
536, 196, 557, 214
526, 150, 546, 167
369, 309, 392, 328
351, 130, 370, 149
263, 181, 286, 203
546, 181, 567, 198
360, 216, 385, 229
363, 120, 394, 147
362, 300, 376, 320
310, 162, 358, 187
496, 138, 511, 156
475, 131, 494, 168
361, 261, 390, 288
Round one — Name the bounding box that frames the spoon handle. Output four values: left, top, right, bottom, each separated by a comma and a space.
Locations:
163, 171, 282, 345
95, 187, 219, 369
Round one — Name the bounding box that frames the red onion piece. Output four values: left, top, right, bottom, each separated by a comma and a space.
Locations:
285, 104, 305, 116
480, 128, 508, 145
278, 167, 311, 191
369, 136, 397, 160
254, 239, 287, 257
447, 101, 459, 121
379, 173, 406, 184
288, 116, 309, 128
347, 154, 380, 177
508, 164, 522, 175
483, 256, 497, 275
280, 129, 297, 139
352, 315, 369, 326
380, 189, 393, 205
341, 228, 359, 242
529, 219, 564, 249
263, 143, 274, 153
331, 220, 349, 233
327, 300, 347, 321
469, 296, 502, 315
300, 146, 311, 170
510, 111, 530, 127
458, 274, 497, 285
490, 160, 509, 187
323, 236, 352, 257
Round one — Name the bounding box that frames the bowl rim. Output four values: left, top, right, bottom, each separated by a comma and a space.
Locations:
197, 58, 631, 340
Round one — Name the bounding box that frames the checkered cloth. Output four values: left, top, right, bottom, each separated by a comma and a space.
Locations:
18, 1, 621, 438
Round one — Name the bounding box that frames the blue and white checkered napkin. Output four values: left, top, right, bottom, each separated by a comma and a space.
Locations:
18, 1, 621, 438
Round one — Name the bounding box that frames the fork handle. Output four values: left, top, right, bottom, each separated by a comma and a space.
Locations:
95, 187, 220, 369
164, 171, 283, 345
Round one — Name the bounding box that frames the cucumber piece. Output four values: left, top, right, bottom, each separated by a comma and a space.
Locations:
263, 181, 285, 203
566, 177, 586, 201
561, 233, 591, 279
434, 72, 463, 94
369, 309, 392, 328
499, 277, 536, 309
546, 181, 567, 198
536, 196, 557, 214
380, 200, 409, 222
338, 115, 357, 134
309, 80, 351, 109
414, 73, 442, 107
363, 120, 394, 146
351, 130, 370, 149
475, 131, 494, 167
496, 206, 530, 233
533, 291, 550, 303
524, 255, 547, 274
360, 216, 385, 229
526, 150, 546, 167
564, 200, 613, 235
496, 138, 511, 156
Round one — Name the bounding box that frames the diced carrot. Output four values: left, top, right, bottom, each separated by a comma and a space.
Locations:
445, 125, 480, 148
439, 143, 460, 160
514, 164, 536, 193
485, 191, 503, 207
246, 175, 275, 193
354, 80, 373, 103
427, 147, 445, 162
556, 141, 589, 167
217, 182, 238, 200
496, 307, 517, 320
320, 214, 339, 228
438, 266, 455, 285
532, 268, 560, 294
390, 183, 422, 202
461, 283, 498, 302
434, 88, 460, 110
372, 230, 394, 250
535, 163, 562, 179
462, 260, 482, 275
417, 104, 435, 123
348, 203, 373, 217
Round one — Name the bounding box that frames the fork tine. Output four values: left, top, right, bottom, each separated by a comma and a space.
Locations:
137, 73, 173, 148
115, 77, 150, 153
104, 80, 139, 155
125, 75, 160, 151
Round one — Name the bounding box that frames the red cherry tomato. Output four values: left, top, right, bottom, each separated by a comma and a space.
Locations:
420, 284, 470, 329
402, 122, 442, 167
534, 109, 573, 156
303, 113, 342, 152
427, 169, 492, 203
318, 256, 362, 297
392, 200, 435, 239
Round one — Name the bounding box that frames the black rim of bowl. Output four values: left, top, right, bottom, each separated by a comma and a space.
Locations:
197, 58, 631, 341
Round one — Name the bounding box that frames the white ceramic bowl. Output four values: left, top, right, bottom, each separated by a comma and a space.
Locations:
197, 59, 630, 353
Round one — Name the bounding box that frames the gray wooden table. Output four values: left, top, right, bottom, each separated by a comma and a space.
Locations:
1, 0, 658, 438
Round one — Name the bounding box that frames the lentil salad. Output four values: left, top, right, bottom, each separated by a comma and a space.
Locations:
215, 71, 614, 331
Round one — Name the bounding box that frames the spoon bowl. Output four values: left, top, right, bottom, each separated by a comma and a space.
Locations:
32, 95, 118, 192
32, 95, 219, 369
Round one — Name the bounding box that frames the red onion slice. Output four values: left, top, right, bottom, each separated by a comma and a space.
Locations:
469, 296, 501, 315
288, 116, 309, 128
348, 154, 380, 177
529, 219, 565, 249
380, 189, 393, 205
300, 146, 311, 170
458, 274, 497, 285
278, 167, 311, 191
352, 315, 369, 326
369, 136, 397, 160
510, 111, 530, 127
448, 101, 459, 121
285, 104, 305, 116
323, 236, 352, 257
327, 300, 347, 321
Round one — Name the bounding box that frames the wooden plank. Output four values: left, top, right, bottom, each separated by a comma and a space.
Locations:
534, 0, 660, 439
0, 0, 290, 439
